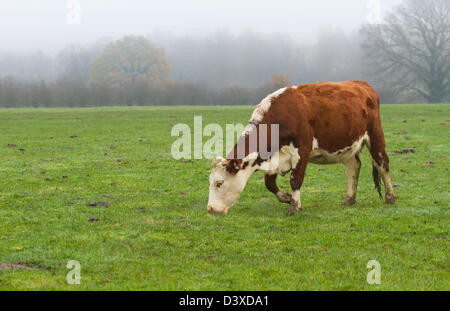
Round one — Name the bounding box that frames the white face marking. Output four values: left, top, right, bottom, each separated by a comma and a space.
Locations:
208, 87, 295, 214
207, 157, 255, 214
309, 132, 369, 164
207, 142, 300, 213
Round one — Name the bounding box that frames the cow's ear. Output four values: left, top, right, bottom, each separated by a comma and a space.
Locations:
226, 159, 242, 175
212, 157, 226, 168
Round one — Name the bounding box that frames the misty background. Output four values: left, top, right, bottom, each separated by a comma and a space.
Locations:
0, 0, 448, 107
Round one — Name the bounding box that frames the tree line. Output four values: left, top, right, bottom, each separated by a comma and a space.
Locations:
0, 0, 448, 107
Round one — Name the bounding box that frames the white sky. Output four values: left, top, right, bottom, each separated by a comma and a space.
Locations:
0, 0, 403, 54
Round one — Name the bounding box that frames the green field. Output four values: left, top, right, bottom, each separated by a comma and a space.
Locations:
0, 104, 448, 290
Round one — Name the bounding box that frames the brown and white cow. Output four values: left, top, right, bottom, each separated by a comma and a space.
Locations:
207, 81, 396, 215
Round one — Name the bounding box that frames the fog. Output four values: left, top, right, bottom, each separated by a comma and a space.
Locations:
1, 0, 448, 107
1, 0, 402, 54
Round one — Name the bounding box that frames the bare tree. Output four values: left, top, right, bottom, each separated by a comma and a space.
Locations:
361, 0, 450, 103
56, 45, 96, 85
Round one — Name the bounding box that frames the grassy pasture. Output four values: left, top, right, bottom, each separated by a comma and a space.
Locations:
0, 104, 448, 290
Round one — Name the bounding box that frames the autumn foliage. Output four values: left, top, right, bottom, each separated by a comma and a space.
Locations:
90, 36, 171, 88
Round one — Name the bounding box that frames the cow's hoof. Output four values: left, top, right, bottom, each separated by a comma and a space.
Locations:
277, 191, 292, 204
286, 203, 301, 216
341, 197, 356, 206
286, 209, 299, 216
385, 195, 396, 205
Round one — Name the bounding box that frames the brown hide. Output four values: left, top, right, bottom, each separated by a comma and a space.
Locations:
227, 80, 389, 172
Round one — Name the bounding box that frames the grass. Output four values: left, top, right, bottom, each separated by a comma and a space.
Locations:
0, 104, 448, 291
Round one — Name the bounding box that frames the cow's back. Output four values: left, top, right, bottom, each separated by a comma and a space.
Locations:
294, 81, 379, 153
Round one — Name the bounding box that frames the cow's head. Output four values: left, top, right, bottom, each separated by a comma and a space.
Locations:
207, 156, 255, 214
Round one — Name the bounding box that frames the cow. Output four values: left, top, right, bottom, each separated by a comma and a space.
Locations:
207, 80, 396, 216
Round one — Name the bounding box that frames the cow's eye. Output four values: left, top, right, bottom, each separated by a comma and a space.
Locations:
215, 180, 224, 188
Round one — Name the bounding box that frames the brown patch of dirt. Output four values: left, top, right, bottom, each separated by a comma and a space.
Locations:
425, 161, 435, 168
0, 262, 36, 270
389, 148, 415, 156
133, 206, 146, 213
86, 201, 110, 207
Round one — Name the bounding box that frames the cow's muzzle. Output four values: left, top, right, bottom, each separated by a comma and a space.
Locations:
207, 205, 230, 214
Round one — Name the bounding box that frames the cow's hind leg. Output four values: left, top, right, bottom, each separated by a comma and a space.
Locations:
342, 155, 361, 206
367, 128, 396, 204
265, 174, 291, 204
372, 158, 396, 204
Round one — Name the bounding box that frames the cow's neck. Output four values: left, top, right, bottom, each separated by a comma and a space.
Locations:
227, 86, 287, 163
228, 122, 278, 160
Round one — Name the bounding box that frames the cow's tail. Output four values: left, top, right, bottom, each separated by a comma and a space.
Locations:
372, 164, 383, 200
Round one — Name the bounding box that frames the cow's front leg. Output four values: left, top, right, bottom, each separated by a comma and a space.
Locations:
265, 174, 291, 204
287, 156, 309, 216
